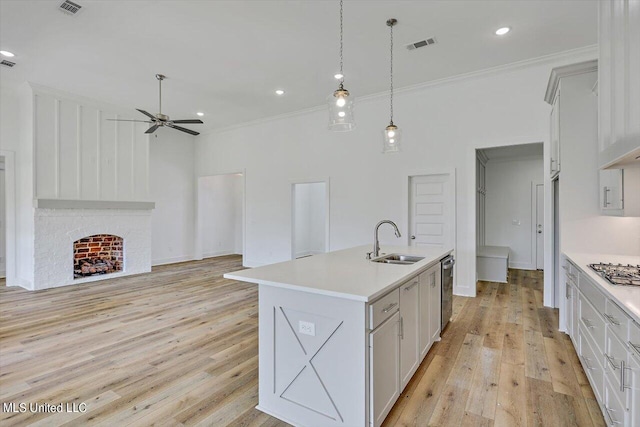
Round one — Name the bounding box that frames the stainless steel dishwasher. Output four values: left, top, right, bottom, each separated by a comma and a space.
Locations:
441, 255, 454, 330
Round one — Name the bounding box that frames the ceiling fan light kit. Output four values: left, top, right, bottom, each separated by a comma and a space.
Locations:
108, 73, 204, 136
383, 18, 401, 153
328, 0, 355, 132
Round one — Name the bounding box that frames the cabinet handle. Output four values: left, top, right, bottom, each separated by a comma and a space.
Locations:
603, 186, 611, 207
629, 341, 640, 358
604, 353, 620, 370
565, 283, 571, 299
603, 313, 620, 326
581, 317, 595, 329
604, 406, 621, 425
620, 360, 628, 392
382, 302, 398, 313
404, 281, 418, 291
399, 316, 404, 339
581, 356, 595, 371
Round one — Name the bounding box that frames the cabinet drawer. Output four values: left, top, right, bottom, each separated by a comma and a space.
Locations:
605, 299, 630, 342
604, 375, 626, 427
630, 321, 640, 360
563, 259, 579, 285
580, 325, 605, 403
580, 292, 606, 353
579, 273, 606, 314
604, 329, 628, 404
370, 289, 400, 330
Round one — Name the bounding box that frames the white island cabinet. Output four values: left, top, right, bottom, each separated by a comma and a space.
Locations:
225, 245, 452, 427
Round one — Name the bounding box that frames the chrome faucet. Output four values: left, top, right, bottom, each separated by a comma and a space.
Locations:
372, 220, 402, 258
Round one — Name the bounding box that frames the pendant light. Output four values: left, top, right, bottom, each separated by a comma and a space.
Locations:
383, 18, 401, 153
328, 0, 355, 131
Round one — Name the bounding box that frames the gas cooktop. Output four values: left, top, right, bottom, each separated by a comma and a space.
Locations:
589, 263, 640, 287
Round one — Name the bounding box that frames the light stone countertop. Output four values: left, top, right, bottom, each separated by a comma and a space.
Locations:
224, 245, 453, 302
564, 252, 640, 324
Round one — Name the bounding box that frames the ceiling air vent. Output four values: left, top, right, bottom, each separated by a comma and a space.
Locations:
58, 0, 82, 15
1, 60, 16, 68
406, 37, 437, 51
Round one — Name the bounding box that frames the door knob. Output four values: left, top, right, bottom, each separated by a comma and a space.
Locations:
411, 235, 416, 240
538, 231, 542, 234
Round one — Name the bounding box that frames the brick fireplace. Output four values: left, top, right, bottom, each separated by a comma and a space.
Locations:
73, 234, 124, 279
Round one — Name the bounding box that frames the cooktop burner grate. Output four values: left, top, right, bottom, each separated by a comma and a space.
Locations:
588, 263, 640, 287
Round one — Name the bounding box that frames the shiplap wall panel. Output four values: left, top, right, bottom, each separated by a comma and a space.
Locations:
80, 105, 99, 199
98, 112, 117, 200
133, 124, 149, 200
58, 99, 79, 199
33, 89, 150, 201
35, 94, 57, 198
116, 118, 134, 200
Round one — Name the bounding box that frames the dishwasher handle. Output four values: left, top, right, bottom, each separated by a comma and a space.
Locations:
443, 258, 455, 270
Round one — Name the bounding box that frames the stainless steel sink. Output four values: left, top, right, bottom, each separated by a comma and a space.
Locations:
371, 254, 425, 265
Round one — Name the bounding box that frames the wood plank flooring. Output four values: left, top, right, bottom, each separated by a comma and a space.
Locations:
0, 259, 603, 426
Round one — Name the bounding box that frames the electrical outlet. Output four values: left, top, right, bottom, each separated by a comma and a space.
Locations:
512, 219, 521, 226
298, 321, 315, 336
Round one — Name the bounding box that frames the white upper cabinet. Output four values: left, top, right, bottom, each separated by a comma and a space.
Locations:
598, 0, 640, 168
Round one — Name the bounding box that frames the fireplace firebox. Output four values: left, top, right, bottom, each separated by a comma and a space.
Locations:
73, 234, 123, 279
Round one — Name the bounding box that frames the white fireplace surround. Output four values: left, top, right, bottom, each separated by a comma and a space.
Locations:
34, 206, 153, 290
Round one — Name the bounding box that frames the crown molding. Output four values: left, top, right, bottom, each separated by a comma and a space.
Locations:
544, 59, 598, 104
204, 44, 598, 136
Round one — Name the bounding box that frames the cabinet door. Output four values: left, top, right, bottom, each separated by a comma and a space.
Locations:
565, 281, 573, 338
400, 278, 420, 390
429, 265, 442, 343
629, 353, 640, 427
370, 312, 400, 427
571, 284, 580, 348
419, 271, 431, 359
600, 169, 624, 212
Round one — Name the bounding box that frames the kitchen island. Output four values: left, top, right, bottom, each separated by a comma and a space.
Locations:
225, 245, 453, 427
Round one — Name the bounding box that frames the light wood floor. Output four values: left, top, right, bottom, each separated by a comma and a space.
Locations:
0, 258, 603, 426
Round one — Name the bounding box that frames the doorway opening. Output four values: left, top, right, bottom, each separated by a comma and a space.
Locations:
196, 173, 244, 263
475, 143, 545, 290
291, 180, 329, 259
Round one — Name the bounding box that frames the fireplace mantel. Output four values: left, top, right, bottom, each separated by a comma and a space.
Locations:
34, 199, 155, 210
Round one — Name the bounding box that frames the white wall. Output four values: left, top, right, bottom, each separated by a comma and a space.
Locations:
194, 51, 601, 296
485, 156, 543, 270
293, 182, 326, 258
559, 72, 640, 256
198, 174, 243, 258
150, 130, 196, 265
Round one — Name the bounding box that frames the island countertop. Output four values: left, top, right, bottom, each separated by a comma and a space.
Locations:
224, 245, 453, 302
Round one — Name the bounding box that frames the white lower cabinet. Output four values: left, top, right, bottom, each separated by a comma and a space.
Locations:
563, 254, 639, 426
629, 353, 640, 427
399, 277, 420, 390
370, 311, 400, 427
369, 262, 442, 427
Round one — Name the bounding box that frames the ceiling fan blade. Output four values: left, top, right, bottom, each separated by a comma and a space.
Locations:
170, 119, 204, 124
168, 124, 200, 136
136, 109, 156, 120
106, 119, 153, 123
145, 124, 160, 134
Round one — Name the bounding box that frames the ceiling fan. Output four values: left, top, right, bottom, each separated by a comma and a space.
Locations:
108, 74, 203, 136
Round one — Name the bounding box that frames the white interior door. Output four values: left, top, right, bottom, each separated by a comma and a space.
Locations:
536, 184, 544, 270
409, 174, 453, 249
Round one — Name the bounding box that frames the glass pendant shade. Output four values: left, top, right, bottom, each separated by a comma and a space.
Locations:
328, 86, 355, 131
383, 123, 401, 153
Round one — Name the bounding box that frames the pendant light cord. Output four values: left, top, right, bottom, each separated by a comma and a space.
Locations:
389, 21, 394, 125
339, 0, 344, 86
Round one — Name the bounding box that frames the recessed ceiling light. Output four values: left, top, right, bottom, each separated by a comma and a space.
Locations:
495, 27, 511, 36
196, 112, 204, 117
275, 89, 285, 95
0, 50, 15, 57
334, 73, 344, 80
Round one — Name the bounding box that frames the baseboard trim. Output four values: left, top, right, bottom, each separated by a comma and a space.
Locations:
152, 255, 195, 266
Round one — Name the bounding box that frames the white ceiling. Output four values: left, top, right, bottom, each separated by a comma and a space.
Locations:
0, 0, 597, 131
